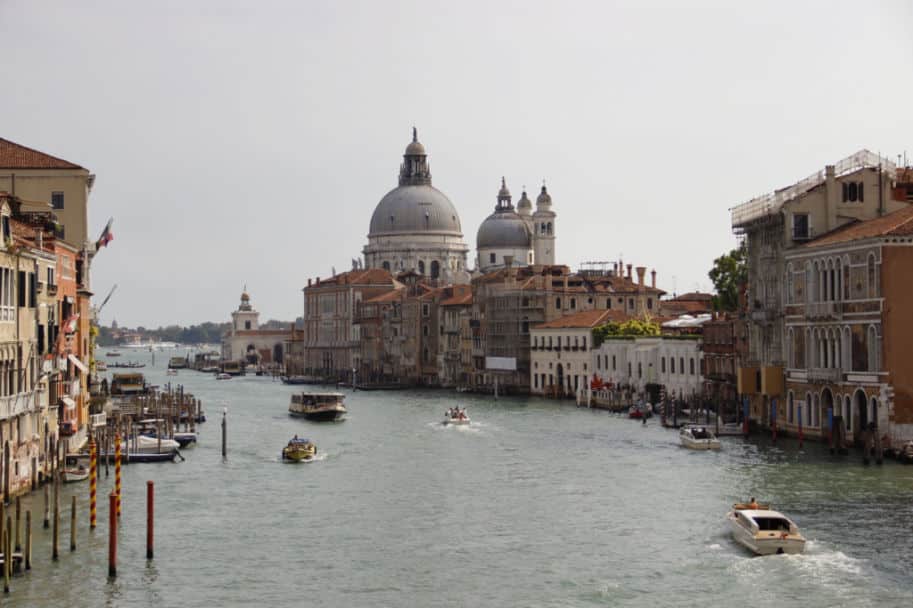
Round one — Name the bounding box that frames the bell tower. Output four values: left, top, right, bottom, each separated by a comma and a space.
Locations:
532, 183, 556, 265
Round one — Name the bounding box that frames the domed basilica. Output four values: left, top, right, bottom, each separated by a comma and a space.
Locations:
363, 128, 470, 282
363, 129, 557, 280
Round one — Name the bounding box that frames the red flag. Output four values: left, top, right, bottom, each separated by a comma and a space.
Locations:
96, 218, 114, 249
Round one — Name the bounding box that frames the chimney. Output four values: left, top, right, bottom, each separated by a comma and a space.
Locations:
626, 264, 632, 280
613, 262, 618, 276
636, 266, 646, 287
316, 277, 321, 286
651, 269, 656, 289
308, 278, 312, 287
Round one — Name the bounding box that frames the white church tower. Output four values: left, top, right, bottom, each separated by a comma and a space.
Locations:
231, 289, 260, 331
531, 184, 556, 265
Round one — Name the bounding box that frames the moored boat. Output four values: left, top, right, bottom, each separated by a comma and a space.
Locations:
680, 425, 721, 450
282, 436, 317, 462
61, 466, 89, 483
897, 440, 913, 464
727, 502, 806, 555
216, 373, 232, 380
289, 392, 347, 421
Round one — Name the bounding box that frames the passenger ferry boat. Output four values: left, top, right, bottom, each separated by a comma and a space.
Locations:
289, 392, 347, 422
727, 502, 806, 555
110, 372, 148, 396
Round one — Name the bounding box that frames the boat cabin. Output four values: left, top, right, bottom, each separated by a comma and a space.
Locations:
111, 372, 148, 396
291, 392, 345, 407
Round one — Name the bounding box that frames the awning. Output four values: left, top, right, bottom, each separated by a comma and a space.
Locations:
68, 354, 89, 374
60, 396, 76, 410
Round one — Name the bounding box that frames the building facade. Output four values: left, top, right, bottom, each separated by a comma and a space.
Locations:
731, 150, 910, 426
781, 205, 913, 446
221, 290, 293, 367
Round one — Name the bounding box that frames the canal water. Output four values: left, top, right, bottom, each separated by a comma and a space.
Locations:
9, 348, 913, 607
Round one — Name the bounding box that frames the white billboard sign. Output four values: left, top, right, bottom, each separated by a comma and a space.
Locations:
485, 356, 517, 371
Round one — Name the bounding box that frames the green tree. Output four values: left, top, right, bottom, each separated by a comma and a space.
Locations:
708, 245, 747, 312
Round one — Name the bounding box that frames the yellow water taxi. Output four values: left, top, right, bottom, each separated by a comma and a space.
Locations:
282, 436, 317, 462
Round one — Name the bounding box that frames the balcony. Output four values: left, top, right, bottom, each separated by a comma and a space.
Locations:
805, 301, 841, 321
0, 390, 43, 419
807, 367, 840, 383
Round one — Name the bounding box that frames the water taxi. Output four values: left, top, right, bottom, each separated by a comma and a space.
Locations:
61, 466, 89, 483
282, 437, 317, 462
679, 425, 721, 450
289, 392, 347, 421
727, 502, 806, 555
216, 373, 232, 380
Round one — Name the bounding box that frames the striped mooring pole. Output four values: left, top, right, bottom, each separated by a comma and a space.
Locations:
115, 434, 122, 518
89, 437, 97, 529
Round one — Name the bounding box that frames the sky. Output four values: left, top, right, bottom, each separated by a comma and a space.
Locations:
1, 0, 911, 327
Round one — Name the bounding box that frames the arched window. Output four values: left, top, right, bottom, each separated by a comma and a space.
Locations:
805, 262, 813, 304
670, 358, 675, 374
555, 297, 561, 309
842, 258, 850, 300
382, 261, 390, 271
868, 326, 879, 371
689, 358, 695, 375
570, 298, 576, 309
418, 260, 425, 275
788, 392, 794, 424
661, 357, 666, 373
547, 222, 552, 234
430, 260, 440, 279
638, 362, 642, 378
679, 357, 684, 375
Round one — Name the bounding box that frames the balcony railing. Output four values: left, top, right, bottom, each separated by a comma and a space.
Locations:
807, 367, 840, 383
806, 301, 840, 320
0, 390, 43, 420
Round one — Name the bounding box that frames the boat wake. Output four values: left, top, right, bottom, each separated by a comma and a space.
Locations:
728, 539, 866, 589
278, 451, 328, 463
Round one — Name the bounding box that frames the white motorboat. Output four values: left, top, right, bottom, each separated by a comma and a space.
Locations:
216, 373, 232, 380
727, 503, 806, 555
122, 435, 181, 454
680, 425, 721, 450
442, 409, 470, 426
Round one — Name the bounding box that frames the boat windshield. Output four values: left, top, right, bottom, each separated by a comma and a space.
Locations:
753, 517, 792, 532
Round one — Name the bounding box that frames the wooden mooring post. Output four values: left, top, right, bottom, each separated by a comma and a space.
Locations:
25, 510, 31, 571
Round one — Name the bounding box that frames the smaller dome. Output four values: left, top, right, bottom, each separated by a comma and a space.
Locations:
477, 212, 531, 249
241, 291, 250, 302
405, 126, 426, 156
405, 140, 426, 156
517, 189, 532, 210
537, 184, 552, 205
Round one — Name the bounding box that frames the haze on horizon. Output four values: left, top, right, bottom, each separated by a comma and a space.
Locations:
1, 0, 910, 328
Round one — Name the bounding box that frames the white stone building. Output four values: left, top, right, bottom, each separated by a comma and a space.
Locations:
477, 179, 557, 272
221, 290, 292, 366
592, 337, 703, 399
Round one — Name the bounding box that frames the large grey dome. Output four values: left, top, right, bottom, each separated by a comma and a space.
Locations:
369, 184, 463, 236
477, 210, 531, 248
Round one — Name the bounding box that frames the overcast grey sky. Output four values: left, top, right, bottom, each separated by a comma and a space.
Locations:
2, 0, 911, 327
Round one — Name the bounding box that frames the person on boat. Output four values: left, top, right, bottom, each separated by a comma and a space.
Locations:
748, 497, 759, 509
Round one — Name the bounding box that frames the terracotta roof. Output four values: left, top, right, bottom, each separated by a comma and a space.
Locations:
310, 268, 398, 288
803, 204, 913, 248
533, 309, 630, 330
364, 289, 403, 304
0, 137, 85, 170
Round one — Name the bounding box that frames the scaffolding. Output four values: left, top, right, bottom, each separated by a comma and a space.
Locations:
731, 149, 897, 229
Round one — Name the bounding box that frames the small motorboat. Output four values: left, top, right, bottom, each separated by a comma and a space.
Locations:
628, 404, 652, 419
680, 425, 721, 450
442, 409, 470, 426
61, 466, 89, 483
728, 502, 806, 555
122, 434, 181, 455
216, 373, 232, 380
282, 437, 317, 462
167, 369, 178, 376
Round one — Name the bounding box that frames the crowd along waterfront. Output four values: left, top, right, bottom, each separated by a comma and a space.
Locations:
6, 347, 913, 607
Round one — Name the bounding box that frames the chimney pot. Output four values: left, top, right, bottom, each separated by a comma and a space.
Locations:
308, 278, 312, 287
651, 269, 656, 289
626, 264, 632, 280
636, 266, 646, 286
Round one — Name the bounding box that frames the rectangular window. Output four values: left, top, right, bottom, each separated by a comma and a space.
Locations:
52, 192, 64, 210
1, 216, 9, 242
793, 214, 810, 240
18, 271, 26, 308
29, 272, 37, 308
47, 267, 55, 287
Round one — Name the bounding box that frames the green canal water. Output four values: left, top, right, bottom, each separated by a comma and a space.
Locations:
8, 348, 913, 607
